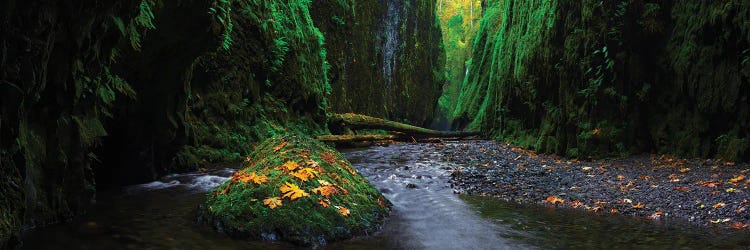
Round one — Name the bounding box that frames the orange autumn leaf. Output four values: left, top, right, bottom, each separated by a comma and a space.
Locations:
337, 206, 350, 217
713, 202, 726, 209
673, 186, 690, 192
248, 172, 268, 184
273, 141, 287, 152
729, 222, 749, 230
544, 196, 564, 204
378, 198, 386, 207
729, 174, 746, 184
291, 167, 318, 181
569, 200, 584, 208
263, 197, 282, 209
280, 182, 309, 201
318, 199, 330, 208
632, 202, 645, 209
312, 185, 338, 198
280, 161, 299, 171
617, 175, 626, 180
321, 152, 337, 164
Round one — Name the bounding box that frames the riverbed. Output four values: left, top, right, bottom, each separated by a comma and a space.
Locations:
21, 142, 750, 249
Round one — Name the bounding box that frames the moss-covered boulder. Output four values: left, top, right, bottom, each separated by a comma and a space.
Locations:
199, 135, 391, 246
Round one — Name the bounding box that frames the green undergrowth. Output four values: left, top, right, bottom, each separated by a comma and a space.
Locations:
201, 135, 391, 246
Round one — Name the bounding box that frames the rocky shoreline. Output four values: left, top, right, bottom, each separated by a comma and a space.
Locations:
439, 140, 750, 231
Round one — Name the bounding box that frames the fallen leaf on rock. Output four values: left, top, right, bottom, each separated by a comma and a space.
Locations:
569, 200, 583, 208
281, 161, 299, 171
729, 222, 749, 230
617, 175, 626, 180
337, 206, 350, 217
318, 199, 330, 208
280, 182, 309, 201
726, 162, 736, 166
321, 152, 337, 164
726, 188, 737, 193
713, 202, 726, 209
730, 175, 746, 184
679, 168, 691, 173
544, 196, 565, 205
632, 203, 645, 209
273, 141, 287, 152
263, 197, 282, 209
698, 180, 722, 188
610, 208, 619, 214
622, 198, 633, 204
312, 185, 338, 198
673, 186, 690, 192
711, 218, 731, 224
291, 167, 319, 181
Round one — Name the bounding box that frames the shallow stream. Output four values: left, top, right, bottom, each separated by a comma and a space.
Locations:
21, 142, 750, 249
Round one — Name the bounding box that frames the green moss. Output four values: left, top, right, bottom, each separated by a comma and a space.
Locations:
452, 0, 750, 161
201, 135, 390, 246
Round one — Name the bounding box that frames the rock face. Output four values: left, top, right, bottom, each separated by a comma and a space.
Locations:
454, 0, 750, 160
200, 135, 390, 246
311, 0, 446, 126
0, 0, 443, 247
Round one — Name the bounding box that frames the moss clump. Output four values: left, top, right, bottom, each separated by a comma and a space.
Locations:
200, 135, 391, 246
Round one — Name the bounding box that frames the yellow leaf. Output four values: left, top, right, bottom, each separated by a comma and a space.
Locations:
713, 202, 726, 209
273, 141, 287, 152
312, 185, 338, 198
679, 168, 691, 173
726, 188, 737, 193
544, 196, 564, 204
281, 161, 299, 171
263, 197, 282, 209
337, 206, 350, 217
711, 218, 731, 224
280, 182, 309, 201
249, 172, 268, 185
317, 179, 332, 186
632, 202, 645, 209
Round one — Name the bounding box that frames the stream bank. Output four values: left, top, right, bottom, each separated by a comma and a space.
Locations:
446, 140, 750, 230
19, 142, 750, 249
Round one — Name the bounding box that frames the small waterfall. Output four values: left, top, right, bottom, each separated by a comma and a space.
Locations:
381, 0, 402, 87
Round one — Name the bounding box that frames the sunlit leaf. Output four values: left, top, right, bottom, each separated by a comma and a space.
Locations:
263, 197, 282, 209
679, 167, 691, 173
711, 218, 731, 224
312, 185, 338, 198
713, 202, 726, 209
280, 182, 309, 201
544, 196, 564, 204
337, 206, 350, 217
729, 222, 749, 230
281, 161, 299, 171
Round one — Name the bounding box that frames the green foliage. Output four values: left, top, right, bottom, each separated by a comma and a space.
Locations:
202, 135, 390, 246
452, 0, 750, 161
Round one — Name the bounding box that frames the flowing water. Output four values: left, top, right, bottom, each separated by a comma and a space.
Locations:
21, 142, 750, 249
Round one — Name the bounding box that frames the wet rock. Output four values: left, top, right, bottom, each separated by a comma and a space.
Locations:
199, 135, 391, 247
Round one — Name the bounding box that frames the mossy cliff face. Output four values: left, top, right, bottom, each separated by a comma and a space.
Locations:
311, 0, 446, 126
200, 135, 391, 246
454, 0, 750, 160
177, 0, 330, 169
0, 0, 153, 247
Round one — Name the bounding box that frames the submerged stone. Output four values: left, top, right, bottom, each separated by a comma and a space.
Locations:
199, 135, 391, 246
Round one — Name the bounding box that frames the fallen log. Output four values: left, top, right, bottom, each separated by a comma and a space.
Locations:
315, 134, 398, 143
329, 113, 481, 138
